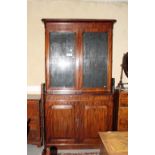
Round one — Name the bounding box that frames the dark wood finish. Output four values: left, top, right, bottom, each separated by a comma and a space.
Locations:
113, 90, 128, 131
27, 118, 30, 137
45, 100, 77, 144
27, 95, 42, 147
42, 19, 116, 94
42, 19, 116, 23
42, 19, 116, 149
81, 95, 113, 144
41, 83, 46, 147
43, 94, 113, 149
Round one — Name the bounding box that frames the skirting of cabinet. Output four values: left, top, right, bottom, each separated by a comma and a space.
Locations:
45, 139, 100, 149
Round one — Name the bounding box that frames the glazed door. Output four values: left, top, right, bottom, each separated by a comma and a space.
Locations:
82, 32, 108, 88
45, 101, 78, 145
47, 31, 78, 92
80, 28, 113, 93
44, 21, 114, 94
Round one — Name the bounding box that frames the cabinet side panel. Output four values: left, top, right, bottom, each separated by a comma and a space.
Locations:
27, 100, 42, 146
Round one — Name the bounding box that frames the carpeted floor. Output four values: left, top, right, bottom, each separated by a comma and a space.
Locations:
58, 153, 99, 155
27, 144, 100, 155
57, 149, 100, 155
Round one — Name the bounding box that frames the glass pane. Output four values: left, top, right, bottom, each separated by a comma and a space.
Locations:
83, 32, 108, 88
49, 32, 76, 87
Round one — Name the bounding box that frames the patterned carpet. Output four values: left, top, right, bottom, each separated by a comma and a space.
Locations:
58, 152, 100, 155
53, 148, 100, 155
27, 144, 100, 155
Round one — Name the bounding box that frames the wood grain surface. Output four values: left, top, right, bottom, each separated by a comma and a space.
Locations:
99, 131, 128, 155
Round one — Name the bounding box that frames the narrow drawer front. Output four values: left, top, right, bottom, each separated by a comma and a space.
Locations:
118, 108, 128, 131
120, 92, 128, 98
120, 98, 128, 107
120, 92, 128, 107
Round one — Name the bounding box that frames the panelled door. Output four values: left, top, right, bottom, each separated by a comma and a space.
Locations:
45, 100, 79, 145
79, 96, 113, 144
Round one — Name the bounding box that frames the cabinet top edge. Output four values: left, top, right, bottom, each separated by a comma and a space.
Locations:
27, 94, 41, 100
41, 18, 117, 24
115, 89, 128, 93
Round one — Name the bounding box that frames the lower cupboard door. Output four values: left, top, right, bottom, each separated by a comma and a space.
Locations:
45, 102, 77, 144
81, 101, 112, 144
